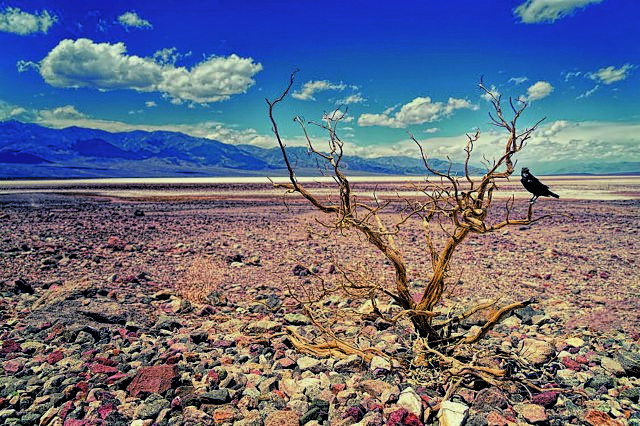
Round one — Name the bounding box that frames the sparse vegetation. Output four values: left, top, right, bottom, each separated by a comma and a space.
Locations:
267, 72, 555, 387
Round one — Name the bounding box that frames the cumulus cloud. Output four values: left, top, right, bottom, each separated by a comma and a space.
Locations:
145, 101, 157, 108
38, 105, 87, 121
0, 6, 57, 35
397, 119, 640, 173
0, 99, 28, 120
152, 47, 191, 65
358, 96, 478, 128
525, 81, 553, 101
292, 80, 347, 101
513, 0, 604, 24
588, 64, 635, 85
33, 38, 262, 104
117, 11, 153, 30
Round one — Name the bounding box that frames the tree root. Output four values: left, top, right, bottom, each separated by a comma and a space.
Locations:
285, 326, 382, 363
461, 297, 537, 344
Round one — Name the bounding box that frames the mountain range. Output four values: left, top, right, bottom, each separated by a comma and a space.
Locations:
0, 120, 471, 179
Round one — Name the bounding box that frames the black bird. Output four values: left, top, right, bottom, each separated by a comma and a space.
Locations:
520, 167, 559, 203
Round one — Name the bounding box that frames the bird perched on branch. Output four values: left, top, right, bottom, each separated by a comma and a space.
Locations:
520, 167, 559, 203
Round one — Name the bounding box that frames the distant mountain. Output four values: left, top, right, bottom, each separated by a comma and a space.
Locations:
0, 120, 477, 179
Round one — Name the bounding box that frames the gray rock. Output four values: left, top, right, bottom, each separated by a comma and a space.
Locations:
74, 330, 95, 345
200, 389, 231, 404
617, 350, 640, 377
134, 394, 169, 419
556, 369, 580, 387
586, 374, 614, 389
154, 315, 183, 331
245, 320, 281, 333
601, 357, 626, 376
235, 410, 262, 426
284, 313, 310, 325
334, 354, 363, 372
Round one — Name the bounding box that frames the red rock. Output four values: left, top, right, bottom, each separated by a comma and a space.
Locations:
2, 359, 24, 373
165, 353, 182, 364
59, 400, 76, 422
514, 403, 547, 424
77, 381, 89, 394
584, 409, 624, 426
93, 357, 118, 367
531, 391, 558, 408
63, 420, 88, 426
88, 363, 118, 374
562, 357, 581, 371
331, 383, 346, 394
0, 339, 22, 354
388, 408, 423, 426
48, 349, 64, 364
575, 355, 589, 364
127, 364, 178, 397
98, 403, 116, 420
106, 373, 128, 385
486, 411, 508, 426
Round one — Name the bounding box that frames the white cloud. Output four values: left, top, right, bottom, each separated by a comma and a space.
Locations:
481, 85, 500, 102
38, 105, 87, 121
588, 64, 635, 85
563, 70, 582, 81
404, 119, 640, 172
508, 76, 529, 85
358, 96, 478, 128
0, 6, 57, 35
292, 80, 347, 101
514, 0, 604, 24
152, 47, 191, 65
145, 101, 157, 108
424, 127, 439, 134
117, 11, 153, 30
34, 38, 262, 104
539, 120, 571, 137
322, 109, 354, 123
336, 92, 366, 105
576, 84, 599, 99
525, 81, 553, 101
0, 100, 28, 120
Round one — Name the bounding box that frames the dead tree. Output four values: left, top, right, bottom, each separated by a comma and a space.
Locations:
266, 72, 552, 378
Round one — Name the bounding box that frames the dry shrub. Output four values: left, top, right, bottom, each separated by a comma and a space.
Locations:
178, 256, 228, 305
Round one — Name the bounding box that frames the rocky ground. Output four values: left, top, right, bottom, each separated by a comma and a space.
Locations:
0, 181, 639, 426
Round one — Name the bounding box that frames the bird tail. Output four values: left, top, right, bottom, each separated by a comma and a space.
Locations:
549, 191, 559, 198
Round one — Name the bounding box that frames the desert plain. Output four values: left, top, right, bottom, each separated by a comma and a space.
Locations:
0, 175, 639, 426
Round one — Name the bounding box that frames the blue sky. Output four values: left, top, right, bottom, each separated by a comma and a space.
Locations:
1, 0, 639, 173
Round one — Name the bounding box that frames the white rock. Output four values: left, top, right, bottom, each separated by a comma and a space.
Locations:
397, 387, 423, 420
518, 338, 555, 365
566, 337, 585, 347
437, 401, 469, 426
297, 356, 323, 372
370, 355, 390, 372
